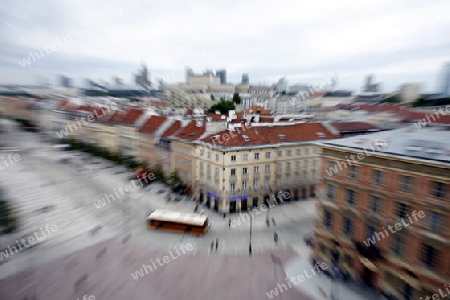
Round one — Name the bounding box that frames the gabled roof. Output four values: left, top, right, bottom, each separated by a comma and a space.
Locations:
161, 120, 182, 138
174, 120, 206, 141
330, 122, 379, 133
112, 108, 144, 125
201, 123, 337, 148
139, 115, 167, 134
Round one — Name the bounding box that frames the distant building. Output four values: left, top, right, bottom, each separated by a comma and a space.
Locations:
216, 69, 227, 84
440, 62, 450, 97
59, 75, 72, 88
276, 78, 288, 94
399, 83, 421, 103
363, 74, 381, 93
186, 68, 193, 83
135, 63, 150, 86
242, 73, 249, 85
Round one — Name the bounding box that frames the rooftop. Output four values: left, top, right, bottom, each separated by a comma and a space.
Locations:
139, 115, 167, 134
201, 122, 337, 149
321, 125, 450, 165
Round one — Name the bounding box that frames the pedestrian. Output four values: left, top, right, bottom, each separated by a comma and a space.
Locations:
274, 232, 278, 244
210, 240, 214, 252
272, 217, 276, 226
215, 238, 219, 252
228, 218, 231, 229
200, 209, 204, 215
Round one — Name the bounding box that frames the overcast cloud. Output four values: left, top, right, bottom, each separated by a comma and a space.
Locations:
0, 0, 449, 92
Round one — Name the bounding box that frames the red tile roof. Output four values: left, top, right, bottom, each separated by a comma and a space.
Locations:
174, 120, 206, 141
112, 108, 144, 125
330, 122, 379, 132
245, 105, 272, 115
161, 120, 182, 138
201, 123, 337, 147
139, 115, 167, 134
205, 112, 225, 122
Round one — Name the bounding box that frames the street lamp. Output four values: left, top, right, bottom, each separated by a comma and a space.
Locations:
249, 213, 252, 256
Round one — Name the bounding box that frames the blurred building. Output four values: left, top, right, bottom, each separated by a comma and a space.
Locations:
59, 75, 72, 88
363, 74, 381, 93
315, 126, 449, 300
242, 73, 249, 85
440, 62, 450, 97
399, 83, 421, 103
215, 69, 227, 84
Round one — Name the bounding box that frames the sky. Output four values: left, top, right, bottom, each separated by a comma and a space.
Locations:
0, 0, 449, 92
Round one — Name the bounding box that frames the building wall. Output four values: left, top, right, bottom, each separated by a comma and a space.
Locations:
171, 140, 196, 192
314, 146, 449, 300
196, 143, 322, 213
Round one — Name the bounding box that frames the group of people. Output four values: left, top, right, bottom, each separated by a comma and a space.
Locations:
210, 238, 219, 252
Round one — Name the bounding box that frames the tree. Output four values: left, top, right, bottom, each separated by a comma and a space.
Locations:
211, 94, 215, 101
168, 171, 183, 192
380, 95, 400, 103
151, 164, 165, 182
232, 92, 241, 104
207, 100, 236, 114
0, 188, 19, 234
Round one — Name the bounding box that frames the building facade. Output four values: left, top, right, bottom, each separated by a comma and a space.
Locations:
314, 126, 449, 300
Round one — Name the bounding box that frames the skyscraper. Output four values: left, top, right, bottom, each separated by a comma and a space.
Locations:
186, 67, 193, 83
440, 62, 450, 97
216, 69, 227, 84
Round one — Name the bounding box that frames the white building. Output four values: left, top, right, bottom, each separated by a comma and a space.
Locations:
399, 83, 421, 103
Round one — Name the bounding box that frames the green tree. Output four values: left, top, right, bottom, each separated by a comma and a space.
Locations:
211, 94, 215, 101
168, 171, 183, 192
232, 92, 241, 104
380, 95, 400, 103
207, 100, 236, 114
151, 164, 165, 182
0, 188, 19, 234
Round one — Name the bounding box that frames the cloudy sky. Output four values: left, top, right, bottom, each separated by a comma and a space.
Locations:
0, 0, 449, 92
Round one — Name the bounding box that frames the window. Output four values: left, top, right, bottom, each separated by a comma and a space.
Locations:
296, 149, 302, 156
215, 154, 219, 161
265, 164, 270, 173
254, 153, 260, 160
346, 189, 356, 205
391, 235, 403, 256
430, 181, 446, 199
305, 148, 310, 155
286, 175, 291, 184
253, 179, 259, 189
230, 183, 236, 192
303, 171, 308, 180
366, 225, 376, 240
215, 180, 219, 190
254, 166, 259, 173
243, 154, 248, 161
372, 170, 384, 185
323, 211, 333, 229
342, 217, 353, 237
348, 165, 359, 179
420, 244, 438, 269
303, 160, 308, 168
329, 161, 338, 175
326, 184, 335, 200
427, 211, 443, 232
230, 168, 236, 176
395, 202, 409, 219
231, 155, 236, 162
265, 152, 271, 159
242, 180, 248, 190
314, 147, 319, 154
264, 176, 270, 187
277, 163, 282, 171
215, 167, 219, 175
286, 150, 292, 156
277, 150, 282, 157
296, 161, 300, 169
207, 164, 211, 173
295, 172, 299, 181
313, 159, 317, 168
398, 175, 414, 193
207, 152, 211, 159
242, 167, 248, 175
276, 178, 281, 186
286, 162, 291, 170
369, 196, 382, 213
200, 162, 204, 171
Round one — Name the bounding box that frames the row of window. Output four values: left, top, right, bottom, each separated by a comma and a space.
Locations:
200, 160, 318, 174
220, 147, 319, 162
327, 162, 447, 199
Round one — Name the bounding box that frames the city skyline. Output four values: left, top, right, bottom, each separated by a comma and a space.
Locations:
0, 0, 449, 92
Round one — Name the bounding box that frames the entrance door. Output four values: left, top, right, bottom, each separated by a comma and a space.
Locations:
214, 199, 219, 211
207, 196, 211, 208
264, 195, 270, 206
403, 283, 413, 300
310, 186, 316, 197
229, 201, 237, 213
252, 197, 258, 208
199, 190, 204, 203
241, 199, 248, 212
294, 189, 299, 201
302, 188, 306, 199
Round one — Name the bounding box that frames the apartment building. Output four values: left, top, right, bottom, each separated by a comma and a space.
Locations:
112, 108, 145, 157
194, 122, 337, 213
314, 125, 449, 300
138, 115, 168, 165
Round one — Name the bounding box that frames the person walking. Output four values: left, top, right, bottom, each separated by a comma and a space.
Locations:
272, 217, 276, 226
274, 232, 279, 244
215, 238, 219, 252
210, 240, 215, 253
228, 218, 231, 229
